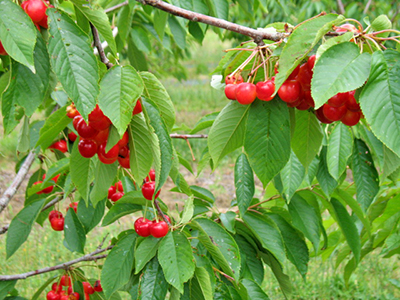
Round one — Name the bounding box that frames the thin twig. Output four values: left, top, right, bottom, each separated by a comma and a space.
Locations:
90, 23, 114, 69
363, 0, 372, 14
105, 1, 128, 13
337, 0, 345, 15
170, 134, 208, 139
0, 151, 36, 214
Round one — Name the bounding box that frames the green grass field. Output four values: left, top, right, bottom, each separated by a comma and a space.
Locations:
1, 33, 400, 299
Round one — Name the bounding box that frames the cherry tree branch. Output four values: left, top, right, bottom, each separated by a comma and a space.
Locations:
170, 134, 208, 139
336, 0, 345, 15
90, 23, 114, 69
0, 225, 9, 234
0, 151, 36, 214
0, 245, 114, 281
105, 1, 128, 13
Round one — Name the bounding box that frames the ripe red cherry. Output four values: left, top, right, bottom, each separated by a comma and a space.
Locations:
235, 83, 257, 105
134, 218, 152, 237
60, 275, 72, 286
315, 107, 333, 124
70, 293, 80, 300
132, 100, 143, 115
68, 132, 78, 142
50, 216, 64, 231
73, 115, 83, 131
296, 63, 313, 89
0, 41, 7, 56
52, 282, 62, 292
295, 98, 311, 111
22, 0, 47, 23
322, 104, 347, 121
66, 104, 80, 119
49, 140, 68, 153
287, 64, 300, 80
278, 80, 301, 103
49, 210, 62, 222
150, 221, 169, 238
94, 280, 103, 292
83, 282, 94, 295
335, 24, 359, 33
97, 142, 119, 164
78, 139, 97, 158
302, 90, 315, 108
256, 80, 275, 101
108, 186, 116, 199
37, 2, 54, 29
307, 55, 316, 70
93, 127, 109, 145
345, 90, 361, 112
327, 93, 347, 108
117, 131, 129, 148
67, 202, 78, 213
88, 104, 111, 131
60, 295, 69, 300
46, 290, 60, 300
286, 97, 301, 108
110, 192, 124, 202
118, 156, 130, 169
119, 145, 129, 158
341, 109, 361, 126
146, 169, 156, 182
141, 181, 160, 200
115, 181, 123, 192
225, 73, 243, 85
224, 84, 237, 100
76, 118, 99, 140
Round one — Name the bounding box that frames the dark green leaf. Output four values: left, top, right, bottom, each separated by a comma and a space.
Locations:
241, 279, 270, 300
90, 161, 118, 207
191, 112, 219, 134
77, 198, 105, 233
0, 281, 17, 300
316, 146, 337, 198
101, 193, 144, 226
139, 257, 168, 300
135, 237, 161, 273
168, 16, 187, 50
64, 208, 86, 253
235, 235, 264, 285
280, 150, 305, 201
235, 153, 254, 216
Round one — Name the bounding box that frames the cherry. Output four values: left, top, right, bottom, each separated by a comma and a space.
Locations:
37, 2, 53, 29
286, 98, 301, 108
88, 104, 111, 131
68, 132, 78, 142
295, 98, 312, 111
335, 24, 359, 33
108, 185, 116, 199
46, 290, 60, 300
73, 115, 83, 131
22, 0, 47, 23
287, 64, 300, 80
322, 104, 347, 121
256, 80, 275, 101
97, 142, 119, 164
49, 140, 68, 153
34, 180, 54, 194
327, 93, 347, 108
341, 109, 361, 126
94, 280, 103, 292
235, 82, 257, 105
50, 216, 64, 231
302, 90, 315, 108
49, 210, 62, 222
78, 139, 97, 158
51, 282, 61, 292
118, 145, 129, 158
132, 100, 143, 115
134, 218, 152, 237
70, 293, 80, 300
346, 90, 361, 112
150, 220, 169, 238
278, 80, 301, 103
0, 41, 7, 56
146, 169, 156, 182
93, 127, 109, 145
225, 73, 243, 85
224, 84, 237, 100
60, 295, 69, 300
296, 63, 313, 89
115, 181, 123, 192
84, 294, 90, 300
66, 104, 80, 119
83, 282, 94, 295
110, 192, 124, 202
141, 181, 160, 200
76, 118, 99, 140
60, 275, 72, 286
67, 202, 78, 213
315, 107, 333, 124
117, 131, 129, 148
307, 55, 316, 70
118, 156, 130, 169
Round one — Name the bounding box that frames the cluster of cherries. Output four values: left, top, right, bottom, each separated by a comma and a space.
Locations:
107, 181, 124, 202
66, 101, 142, 166
46, 275, 102, 300
49, 140, 68, 153
33, 173, 60, 195
47, 202, 77, 232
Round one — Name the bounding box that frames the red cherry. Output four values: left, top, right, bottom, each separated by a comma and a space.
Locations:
22, 0, 47, 23
108, 185, 116, 199
46, 290, 60, 300
33, 181, 44, 194
327, 93, 347, 108
49, 210, 62, 222
0, 41, 7, 56
345, 90, 361, 112
60, 275, 72, 286
78, 139, 97, 158
67, 104, 80, 119
134, 218, 152, 237
235, 82, 257, 105
71, 293, 80, 300
68, 132, 78, 142
110, 192, 124, 202
52, 282, 61, 292
67, 202, 78, 213
94, 280, 103, 292
49, 140, 68, 153
315, 107, 333, 124
118, 146, 129, 158
335, 24, 359, 33
295, 98, 311, 111
37, 3, 53, 29
150, 221, 169, 238
287, 64, 300, 80
132, 100, 143, 115
67, 286, 73, 294
255, 80, 275, 101
141, 181, 160, 200
93, 127, 109, 145
50, 216, 64, 231
73, 115, 83, 131
52, 174, 60, 183
278, 80, 301, 103
224, 84, 237, 100
118, 156, 130, 169
83, 282, 94, 295
322, 104, 347, 121
302, 90, 315, 108
225, 73, 243, 85
286, 97, 301, 108
341, 109, 361, 126
76, 118, 99, 140
146, 169, 156, 182
97, 142, 119, 164
115, 181, 123, 192
88, 105, 111, 131
118, 131, 129, 148
60, 295, 69, 300
307, 55, 316, 70
296, 63, 313, 90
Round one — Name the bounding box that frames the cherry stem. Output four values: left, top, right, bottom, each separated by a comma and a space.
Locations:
212, 267, 235, 282
154, 199, 171, 226
258, 48, 268, 82
170, 134, 208, 139
224, 48, 255, 52
231, 50, 258, 77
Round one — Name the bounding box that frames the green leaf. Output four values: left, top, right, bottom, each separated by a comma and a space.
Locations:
64, 208, 86, 253
316, 146, 338, 198
31, 275, 58, 300
141, 72, 176, 132
47, 8, 99, 120
101, 193, 144, 226
383, 145, 400, 181
1, 70, 19, 134
316, 32, 353, 59
143, 99, 174, 194
77, 199, 105, 233
154, 10, 168, 40
208, 101, 249, 166
242, 211, 286, 265
291, 110, 323, 169
6, 198, 45, 258
98, 65, 143, 135
280, 150, 305, 201
371, 15, 392, 38
331, 198, 361, 264
275, 14, 343, 90
90, 160, 118, 206
269, 214, 309, 279
180, 196, 194, 224
2, 33, 50, 117
288, 193, 320, 252
135, 237, 161, 274
139, 257, 169, 300
235, 153, 254, 216
326, 123, 353, 180
43, 158, 69, 184
359, 50, 400, 157
158, 231, 195, 293
70, 0, 117, 55
194, 267, 213, 300
191, 112, 219, 134
0, 281, 17, 300
127, 38, 148, 72
0, 0, 36, 71
351, 139, 379, 211
244, 99, 291, 187
235, 235, 264, 285
168, 16, 187, 50
220, 211, 236, 234
312, 43, 371, 108
190, 186, 215, 204
191, 218, 241, 281
131, 26, 152, 53
102, 231, 137, 299
241, 279, 270, 300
